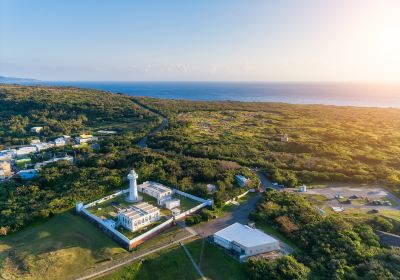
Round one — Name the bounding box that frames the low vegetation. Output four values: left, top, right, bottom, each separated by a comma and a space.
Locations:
138, 97, 400, 194
249, 190, 400, 279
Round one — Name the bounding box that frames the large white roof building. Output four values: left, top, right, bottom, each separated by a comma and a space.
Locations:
118, 202, 160, 232
214, 223, 280, 260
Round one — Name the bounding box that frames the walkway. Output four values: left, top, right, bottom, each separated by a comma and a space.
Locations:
180, 242, 207, 280
75, 232, 195, 280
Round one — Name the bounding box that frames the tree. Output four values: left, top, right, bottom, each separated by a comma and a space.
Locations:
248, 256, 310, 280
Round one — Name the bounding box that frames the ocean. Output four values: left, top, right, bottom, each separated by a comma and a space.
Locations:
15, 81, 400, 108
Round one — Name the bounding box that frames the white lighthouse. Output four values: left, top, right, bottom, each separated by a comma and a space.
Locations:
127, 168, 139, 202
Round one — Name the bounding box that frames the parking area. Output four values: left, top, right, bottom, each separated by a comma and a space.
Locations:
305, 186, 400, 211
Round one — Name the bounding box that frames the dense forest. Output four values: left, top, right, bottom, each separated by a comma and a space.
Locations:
138, 97, 400, 194
0, 85, 159, 148
248, 190, 400, 280
0, 85, 257, 233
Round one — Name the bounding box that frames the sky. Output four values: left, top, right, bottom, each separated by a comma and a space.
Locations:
1, 0, 399, 82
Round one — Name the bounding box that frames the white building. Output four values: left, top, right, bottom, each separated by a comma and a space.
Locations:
280, 134, 289, 142
299, 185, 307, 193
75, 134, 98, 144
165, 198, 180, 209
54, 137, 67, 146
34, 142, 54, 151
118, 202, 160, 232
138, 181, 173, 205
30, 127, 43, 133
30, 139, 41, 145
16, 146, 37, 157
235, 175, 250, 187
213, 223, 280, 260
34, 156, 74, 169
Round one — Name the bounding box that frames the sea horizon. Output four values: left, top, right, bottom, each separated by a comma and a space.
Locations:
5, 80, 400, 109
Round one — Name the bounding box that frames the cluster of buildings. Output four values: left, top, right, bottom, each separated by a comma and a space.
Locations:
0, 134, 76, 181
116, 168, 181, 233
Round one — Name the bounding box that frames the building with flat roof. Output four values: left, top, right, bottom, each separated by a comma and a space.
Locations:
235, 175, 250, 187
165, 198, 180, 209
118, 202, 160, 232
17, 169, 38, 180
214, 223, 280, 260
138, 181, 173, 205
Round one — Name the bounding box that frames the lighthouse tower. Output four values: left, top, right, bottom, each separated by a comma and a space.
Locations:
127, 168, 139, 202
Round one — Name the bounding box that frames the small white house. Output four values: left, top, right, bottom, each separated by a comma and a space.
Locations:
207, 184, 217, 193
280, 134, 289, 142
54, 137, 67, 146
299, 185, 307, 193
165, 199, 180, 209
235, 175, 250, 187
30, 127, 43, 133
214, 223, 280, 260
138, 181, 173, 205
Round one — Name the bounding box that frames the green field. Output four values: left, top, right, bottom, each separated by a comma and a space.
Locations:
101, 244, 199, 280
0, 212, 127, 280
102, 239, 247, 280
186, 239, 247, 280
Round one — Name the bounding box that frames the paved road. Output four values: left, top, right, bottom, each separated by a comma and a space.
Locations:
75, 232, 195, 280
193, 193, 262, 237
137, 117, 168, 148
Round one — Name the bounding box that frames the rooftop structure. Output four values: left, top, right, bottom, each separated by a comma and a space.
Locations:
16, 146, 37, 157
138, 181, 173, 205
30, 127, 43, 133
0, 149, 15, 161
97, 130, 117, 134
213, 223, 280, 260
75, 134, 98, 144
235, 175, 250, 187
54, 137, 67, 146
33, 142, 54, 151
118, 202, 160, 232
299, 184, 307, 193
165, 198, 180, 209
207, 184, 217, 193
280, 134, 289, 142
17, 169, 38, 180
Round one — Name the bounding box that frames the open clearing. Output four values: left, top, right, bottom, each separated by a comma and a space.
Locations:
0, 212, 127, 280
304, 185, 400, 211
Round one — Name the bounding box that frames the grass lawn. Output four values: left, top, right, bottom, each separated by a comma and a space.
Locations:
101, 244, 199, 280
186, 239, 247, 280
0, 211, 127, 280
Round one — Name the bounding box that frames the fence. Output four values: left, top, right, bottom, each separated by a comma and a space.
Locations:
84, 189, 128, 209
77, 188, 213, 251
173, 189, 208, 203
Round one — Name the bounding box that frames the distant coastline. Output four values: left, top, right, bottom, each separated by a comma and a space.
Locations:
3, 80, 400, 108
